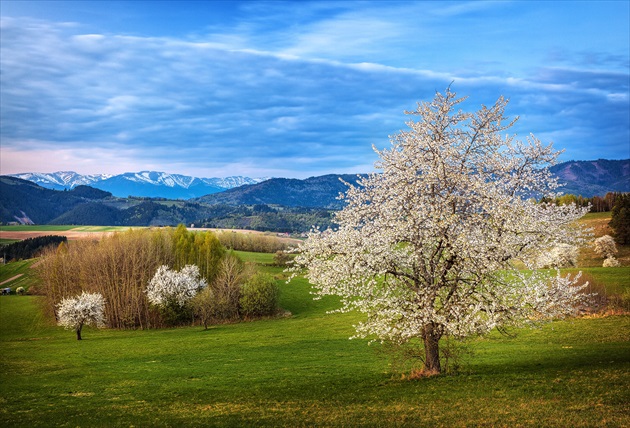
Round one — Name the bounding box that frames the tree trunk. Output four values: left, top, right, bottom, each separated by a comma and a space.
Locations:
422, 324, 441, 374
76, 325, 82, 340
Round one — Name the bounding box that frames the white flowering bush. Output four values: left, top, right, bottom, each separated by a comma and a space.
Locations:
56, 292, 106, 340
593, 235, 618, 259
146, 265, 206, 325
603, 257, 620, 267
536, 244, 579, 269
290, 88, 590, 375
147, 264, 206, 307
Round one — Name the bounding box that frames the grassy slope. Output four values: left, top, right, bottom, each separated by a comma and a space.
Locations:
0, 259, 39, 290
578, 212, 629, 267
0, 252, 629, 427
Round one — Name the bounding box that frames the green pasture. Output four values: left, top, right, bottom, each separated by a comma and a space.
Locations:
0, 253, 628, 426
0, 225, 77, 232
0, 259, 39, 291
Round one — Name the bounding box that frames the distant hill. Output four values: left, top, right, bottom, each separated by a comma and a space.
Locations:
550, 159, 629, 197
0, 177, 333, 232
10, 171, 268, 199
1, 159, 627, 232
197, 174, 365, 209
0, 176, 113, 224
197, 160, 629, 206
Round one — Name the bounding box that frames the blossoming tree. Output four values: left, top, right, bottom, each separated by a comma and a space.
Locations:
146, 264, 207, 308
56, 292, 106, 340
292, 88, 590, 375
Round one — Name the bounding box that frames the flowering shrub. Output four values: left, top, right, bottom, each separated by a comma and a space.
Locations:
56, 292, 106, 340
536, 244, 579, 269
603, 257, 620, 267
593, 235, 618, 260
146, 265, 206, 307
16, 287, 25, 295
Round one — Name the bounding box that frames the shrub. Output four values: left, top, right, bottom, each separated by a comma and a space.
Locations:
146, 264, 206, 326
273, 250, 291, 267
16, 287, 25, 295
536, 244, 578, 268
239, 273, 279, 318
593, 235, 618, 259
603, 257, 620, 267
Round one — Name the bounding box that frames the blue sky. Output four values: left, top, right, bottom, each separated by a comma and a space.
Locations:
1, 1, 628, 179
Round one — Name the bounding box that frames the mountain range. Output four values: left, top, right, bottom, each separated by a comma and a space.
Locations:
549, 159, 629, 197
9, 159, 629, 202
9, 171, 268, 199
1, 159, 628, 231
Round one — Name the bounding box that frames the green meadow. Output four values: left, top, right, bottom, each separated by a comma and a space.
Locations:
0, 252, 628, 427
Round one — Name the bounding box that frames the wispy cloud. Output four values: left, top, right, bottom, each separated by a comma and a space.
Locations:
1, 1, 628, 178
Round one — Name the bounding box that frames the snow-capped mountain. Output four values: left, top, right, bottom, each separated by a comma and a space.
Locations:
9, 171, 269, 199
11, 171, 113, 190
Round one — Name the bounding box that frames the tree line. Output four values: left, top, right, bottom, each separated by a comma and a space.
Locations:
1, 235, 67, 261
541, 192, 625, 213
37, 225, 279, 330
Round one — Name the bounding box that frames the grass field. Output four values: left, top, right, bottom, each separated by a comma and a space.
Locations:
0, 225, 77, 232
0, 259, 39, 290
0, 251, 628, 427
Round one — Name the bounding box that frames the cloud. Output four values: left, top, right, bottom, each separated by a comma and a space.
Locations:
0, 6, 628, 178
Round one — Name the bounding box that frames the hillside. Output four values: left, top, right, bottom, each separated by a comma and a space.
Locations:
197, 174, 365, 209
1, 159, 627, 231
0, 177, 333, 232
550, 159, 629, 197
0, 177, 113, 224
197, 160, 629, 207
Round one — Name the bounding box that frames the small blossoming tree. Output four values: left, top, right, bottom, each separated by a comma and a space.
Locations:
603, 257, 620, 267
593, 235, 620, 267
536, 244, 579, 269
56, 292, 106, 340
146, 265, 206, 324
292, 88, 590, 375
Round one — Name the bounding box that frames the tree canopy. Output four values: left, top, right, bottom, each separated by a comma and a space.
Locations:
292, 88, 590, 374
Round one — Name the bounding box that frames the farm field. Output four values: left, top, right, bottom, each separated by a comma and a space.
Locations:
0, 225, 142, 243
0, 251, 629, 427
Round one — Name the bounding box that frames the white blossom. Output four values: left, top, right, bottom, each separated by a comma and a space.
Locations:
146, 264, 206, 307
602, 257, 620, 267
536, 243, 579, 269
56, 292, 106, 339
593, 235, 618, 259
290, 88, 590, 373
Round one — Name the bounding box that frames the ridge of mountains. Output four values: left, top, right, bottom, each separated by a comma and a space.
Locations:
9, 171, 268, 199
9, 159, 629, 203
548, 159, 629, 197
1, 159, 628, 231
